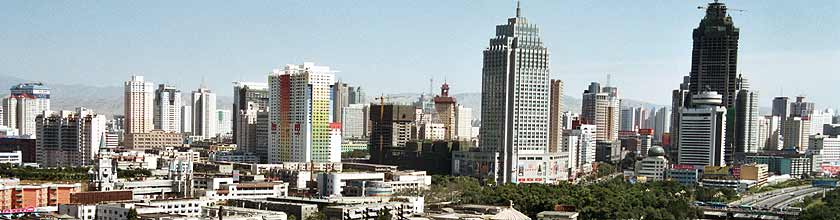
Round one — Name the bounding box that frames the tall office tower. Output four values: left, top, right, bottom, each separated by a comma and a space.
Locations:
677, 91, 727, 167
688, 1, 741, 108
810, 109, 834, 135
341, 104, 368, 139
581, 82, 620, 143
735, 89, 760, 155
772, 97, 790, 122
759, 115, 784, 151
455, 105, 473, 141
180, 105, 192, 133
654, 107, 671, 144
124, 76, 154, 134
619, 107, 637, 132
2, 85, 50, 138
478, 2, 552, 184
215, 109, 232, 137
756, 116, 770, 151
368, 104, 416, 164
636, 108, 650, 129
669, 76, 691, 160
154, 84, 182, 132
790, 96, 815, 118
333, 81, 350, 124
35, 108, 106, 167
434, 83, 457, 140
348, 86, 367, 105
782, 117, 811, 152
255, 112, 270, 163
232, 82, 269, 146
549, 79, 565, 153
191, 87, 217, 139
562, 124, 596, 175
268, 62, 342, 163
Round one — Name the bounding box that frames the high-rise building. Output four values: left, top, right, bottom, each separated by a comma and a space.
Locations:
562, 124, 596, 175
810, 109, 834, 135
735, 89, 760, 155
433, 83, 457, 140
688, 1, 741, 108
348, 86, 366, 105
549, 79, 565, 153
782, 117, 810, 152
36, 108, 106, 167
619, 107, 638, 132
669, 76, 691, 159
341, 104, 368, 139
455, 105, 473, 141
790, 96, 815, 118
368, 104, 416, 164
215, 109, 232, 137
180, 105, 192, 134
772, 97, 790, 122
233, 82, 269, 146
268, 62, 342, 163
124, 76, 154, 134
677, 91, 727, 167
581, 82, 620, 143
154, 84, 182, 132
810, 135, 840, 169
236, 100, 267, 157
478, 2, 554, 184
333, 81, 350, 124
191, 87, 217, 139
2, 83, 50, 138
654, 107, 671, 144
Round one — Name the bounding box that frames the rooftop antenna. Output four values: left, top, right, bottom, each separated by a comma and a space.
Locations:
516, 0, 521, 17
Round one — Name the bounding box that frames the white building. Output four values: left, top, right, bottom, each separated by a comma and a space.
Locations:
654, 107, 671, 144
341, 104, 367, 139
811, 109, 834, 135
268, 62, 342, 163
809, 135, 840, 167
97, 198, 214, 219
192, 87, 217, 139
635, 146, 669, 182
35, 108, 106, 167
581, 82, 620, 143
562, 124, 596, 175
455, 105, 473, 141
420, 122, 447, 141
0, 151, 22, 165
58, 204, 97, 220
125, 76, 155, 134
317, 172, 386, 197
216, 109, 232, 137
677, 91, 727, 167
202, 181, 289, 201
2, 82, 50, 138
154, 84, 182, 132
181, 105, 192, 133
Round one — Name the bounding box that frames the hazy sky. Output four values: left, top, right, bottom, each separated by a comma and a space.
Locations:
1, 1, 838, 108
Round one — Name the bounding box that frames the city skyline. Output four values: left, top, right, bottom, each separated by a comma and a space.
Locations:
1, 1, 838, 108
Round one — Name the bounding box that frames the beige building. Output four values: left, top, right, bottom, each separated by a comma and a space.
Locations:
125, 130, 183, 150
434, 83, 456, 140
125, 75, 154, 134
782, 117, 811, 151
549, 79, 564, 153
740, 163, 769, 187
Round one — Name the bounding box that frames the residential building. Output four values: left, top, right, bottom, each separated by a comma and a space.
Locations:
368, 104, 416, 164
268, 62, 342, 163
562, 124, 596, 176
790, 96, 815, 118
125, 76, 155, 134
216, 109, 232, 137
233, 82, 269, 148
677, 91, 727, 167
455, 105, 473, 141
782, 117, 811, 151
333, 81, 350, 124
341, 104, 368, 139
36, 108, 106, 167
735, 89, 760, 155
549, 79, 564, 153
124, 130, 183, 150
192, 87, 217, 139
2, 82, 50, 138
181, 105, 192, 133
349, 86, 366, 105
0, 179, 80, 210
154, 84, 182, 132
809, 135, 840, 168
581, 82, 619, 143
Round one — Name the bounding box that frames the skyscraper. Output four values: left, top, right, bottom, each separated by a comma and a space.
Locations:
333, 81, 350, 124
191, 87, 217, 139
433, 83, 457, 140
581, 82, 620, 143
368, 104, 416, 164
154, 84, 182, 132
124, 76, 154, 134
782, 117, 810, 151
735, 89, 760, 154
341, 104, 368, 139
653, 107, 671, 145
268, 62, 342, 163
772, 97, 790, 121
232, 82, 269, 145
215, 109, 232, 137
2, 82, 50, 138
455, 105, 473, 141
677, 91, 727, 167
790, 96, 815, 118
478, 2, 553, 184
688, 1, 741, 108
348, 86, 366, 105
549, 79, 565, 153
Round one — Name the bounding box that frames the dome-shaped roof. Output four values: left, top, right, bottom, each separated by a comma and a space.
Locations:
491, 201, 531, 220
648, 146, 666, 157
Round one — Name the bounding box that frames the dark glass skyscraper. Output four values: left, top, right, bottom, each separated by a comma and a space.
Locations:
689, 1, 740, 108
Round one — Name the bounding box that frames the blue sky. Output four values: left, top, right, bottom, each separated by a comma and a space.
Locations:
1, 0, 838, 108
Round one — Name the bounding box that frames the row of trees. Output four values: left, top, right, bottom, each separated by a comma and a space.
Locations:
426, 176, 717, 220
0, 163, 88, 181
800, 189, 840, 220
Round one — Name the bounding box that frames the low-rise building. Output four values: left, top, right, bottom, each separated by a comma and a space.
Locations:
668, 164, 701, 186
202, 182, 289, 201
317, 172, 385, 197
209, 151, 259, 164
537, 211, 579, 220
324, 202, 415, 220
124, 130, 184, 150
58, 203, 97, 220
634, 146, 668, 182
202, 205, 287, 220
745, 152, 813, 178
0, 151, 22, 165
0, 179, 80, 210
739, 164, 769, 187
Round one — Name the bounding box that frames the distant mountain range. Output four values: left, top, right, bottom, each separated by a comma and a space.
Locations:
0, 75, 232, 118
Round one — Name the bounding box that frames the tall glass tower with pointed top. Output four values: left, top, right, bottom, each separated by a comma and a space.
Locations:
479, 2, 553, 184
689, 1, 740, 108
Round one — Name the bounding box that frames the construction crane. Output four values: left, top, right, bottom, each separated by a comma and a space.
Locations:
697, 1, 746, 13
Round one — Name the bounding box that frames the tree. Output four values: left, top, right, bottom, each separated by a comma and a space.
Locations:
127, 208, 138, 220
377, 208, 393, 220
288, 214, 297, 220
306, 211, 326, 220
